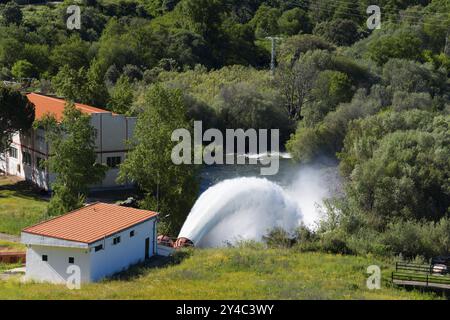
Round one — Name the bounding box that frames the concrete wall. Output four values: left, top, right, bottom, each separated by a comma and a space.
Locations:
25, 245, 91, 284
89, 218, 157, 282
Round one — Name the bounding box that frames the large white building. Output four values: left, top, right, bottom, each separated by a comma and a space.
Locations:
22, 202, 158, 284
0, 93, 136, 191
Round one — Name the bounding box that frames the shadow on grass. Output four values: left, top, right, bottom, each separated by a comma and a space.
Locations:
108, 250, 193, 282
0, 178, 49, 202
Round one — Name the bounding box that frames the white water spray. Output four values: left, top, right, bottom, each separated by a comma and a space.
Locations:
178, 164, 340, 248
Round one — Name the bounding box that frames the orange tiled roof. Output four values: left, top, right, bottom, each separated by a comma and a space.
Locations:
22, 203, 158, 244
27, 93, 109, 121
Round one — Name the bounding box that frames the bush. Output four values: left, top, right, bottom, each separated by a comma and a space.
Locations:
383, 218, 450, 259
263, 227, 293, 249
319, 231, 353, 255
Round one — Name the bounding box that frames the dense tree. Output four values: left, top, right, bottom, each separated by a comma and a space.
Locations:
1, 2, 22, 26
37, 103, 107, 216
277, 7, 311, 36
11, 60, 37, 79
50, 36, 90, 73
107, 74, 134, 114
0, 86, 35, 150
119, 85, 199, 235
313, 19, 360, 47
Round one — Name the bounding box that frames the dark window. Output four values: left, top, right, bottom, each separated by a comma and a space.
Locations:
68, 257, 74, 264
130, 230, 135, 237
113, 236, 121, 245
23, 152, 32, 166
106, 156, 121, 168
42, 255, 48, 261
95, 244, 103, 252
9, 147, 18, 159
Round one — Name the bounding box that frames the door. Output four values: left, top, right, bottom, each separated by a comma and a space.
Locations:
145, 237, 150, 259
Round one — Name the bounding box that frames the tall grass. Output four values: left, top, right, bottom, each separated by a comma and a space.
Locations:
0, 247, 442, 300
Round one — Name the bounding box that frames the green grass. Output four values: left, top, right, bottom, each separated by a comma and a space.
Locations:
0, 248, 443, 300
0, 176, 48, 235
0, 240, 26, 252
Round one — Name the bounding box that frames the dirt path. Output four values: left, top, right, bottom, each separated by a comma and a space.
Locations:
0, 233, 20, 243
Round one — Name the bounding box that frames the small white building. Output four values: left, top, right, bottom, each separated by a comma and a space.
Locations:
0, 93, 136, 191
21, 202, 158, 284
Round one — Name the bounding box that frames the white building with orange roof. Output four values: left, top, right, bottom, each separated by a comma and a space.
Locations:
21, 202, 158, 284
0, 93, 136, 191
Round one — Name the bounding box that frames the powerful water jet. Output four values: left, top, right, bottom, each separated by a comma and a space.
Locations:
178, 162, 341, 248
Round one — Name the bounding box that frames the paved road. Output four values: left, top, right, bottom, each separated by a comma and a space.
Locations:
0, 233, 20, 243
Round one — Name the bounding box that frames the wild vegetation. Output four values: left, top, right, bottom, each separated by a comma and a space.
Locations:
0, 0, 449, 261
0, 247, 443, 299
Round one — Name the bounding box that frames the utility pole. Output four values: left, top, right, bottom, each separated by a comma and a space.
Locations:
445, 29, 450, 56
266, 36, 282, 76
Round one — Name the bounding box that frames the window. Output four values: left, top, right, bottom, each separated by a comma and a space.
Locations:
9, 147, 18, 159
42, 255, 48, 262
68, 257, 74, 264
95, 244, 103, 252
130, 230, 135, 238
106, 156, 121, 168
113, 236, 121, 245
23, 152, 32, 166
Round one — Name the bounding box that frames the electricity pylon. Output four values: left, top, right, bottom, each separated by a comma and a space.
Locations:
266, 36, 282, 76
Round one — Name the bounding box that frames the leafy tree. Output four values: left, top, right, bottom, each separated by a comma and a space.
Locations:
250, 4, 281, 38
37, 103, 107, 216
22, 44, 51, 76
313, 19, 360, 47
119, 85, 199, 235
302, 70, 353, 126
345, 126, 450, 221
52, 65, 87, 102
1, 2, 23, 26
85, 58, 110, 107
107, 74, 133, 114
0, 37, 23, 68
367, 29, 423, 65
215, 82, 294, 142
11, 60, 37, 79
50, 36, 90, 73
0, 86, 35, 150
278, 34, 335, 65
277, 8, 311, 36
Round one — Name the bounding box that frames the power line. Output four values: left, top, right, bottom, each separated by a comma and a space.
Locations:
296, 2, 450, 28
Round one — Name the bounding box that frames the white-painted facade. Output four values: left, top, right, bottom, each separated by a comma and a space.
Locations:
22, 218, 158, 284
0, 112, 136, 191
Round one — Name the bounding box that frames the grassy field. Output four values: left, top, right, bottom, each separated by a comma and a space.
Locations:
0, 176, 48, 235
0, 247, 443, 300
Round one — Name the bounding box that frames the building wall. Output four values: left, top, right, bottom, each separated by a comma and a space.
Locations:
89, 218, 157, 282
25, 245, 91, 284
22, 218, 157, 284
0, 113, 136, 191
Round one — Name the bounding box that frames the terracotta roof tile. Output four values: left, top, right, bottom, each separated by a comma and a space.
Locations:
26, 93, 110, 121
22, 203, 158, 244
